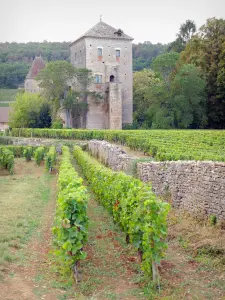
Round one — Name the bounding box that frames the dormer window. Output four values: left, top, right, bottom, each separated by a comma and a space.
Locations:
114, 29, 123, 37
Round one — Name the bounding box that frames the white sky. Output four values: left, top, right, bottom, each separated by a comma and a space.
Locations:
0, 0, 225, 44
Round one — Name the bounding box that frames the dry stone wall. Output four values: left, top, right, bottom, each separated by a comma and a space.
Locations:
88, 140, 137, 172
88, 140, 225, 220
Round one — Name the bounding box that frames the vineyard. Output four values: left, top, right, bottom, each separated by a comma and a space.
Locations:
10, 128, 225, 161
0, 136, 225, 299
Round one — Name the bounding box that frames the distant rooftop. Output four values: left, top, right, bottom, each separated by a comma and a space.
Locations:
26, 56, 46, 79
0, 107, 12, 123
70, 21, 133, 45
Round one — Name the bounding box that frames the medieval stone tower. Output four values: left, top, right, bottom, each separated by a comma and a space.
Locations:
70, 20, 133, 129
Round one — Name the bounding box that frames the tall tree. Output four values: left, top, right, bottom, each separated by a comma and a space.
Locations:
172, 64, 207, 128
178, 18, 225, 128
168, 20, 196, 53
133, 69, 161, 127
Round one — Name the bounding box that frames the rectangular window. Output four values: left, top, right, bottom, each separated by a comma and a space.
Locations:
116, 49, 120, 57
97, 48, 103, 56
95, 74, 102, 83
74, 53, 77, 60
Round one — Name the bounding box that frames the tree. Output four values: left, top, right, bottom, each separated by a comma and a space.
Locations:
37, 60, 76, 101
168, 20, 196, 53
9, 92, 51, 128
172, 64, 207, 128
179, 20, 197, 44
133, 69, 161, 127
132, 42, 167, 71
151, 52, 179, 81
178, 18, 225, 128
133, 64, 207, 129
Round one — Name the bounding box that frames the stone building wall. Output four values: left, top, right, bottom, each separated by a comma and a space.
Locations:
88, 140, 225, 220
85, 37, 133, 125
70, 33, 133, 128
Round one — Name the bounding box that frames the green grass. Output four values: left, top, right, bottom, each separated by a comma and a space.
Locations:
0, 89, 17, 102
0, 158, 54, 279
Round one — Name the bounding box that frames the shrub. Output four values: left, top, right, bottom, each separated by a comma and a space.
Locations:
51, 119, 63, 129
34, 146, 45, 166
73, 146, 170, 279
0, 147, 14, 174
45, 146, 57, 172
23, 146, 33, 161
52, 146, 88, 279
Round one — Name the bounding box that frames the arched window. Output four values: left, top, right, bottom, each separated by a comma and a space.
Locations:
110, 75, 115, 82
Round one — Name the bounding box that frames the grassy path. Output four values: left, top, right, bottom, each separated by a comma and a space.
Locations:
0, 159, 58, 299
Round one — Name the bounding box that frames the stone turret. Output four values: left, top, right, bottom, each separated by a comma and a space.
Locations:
25, 56, 45, 93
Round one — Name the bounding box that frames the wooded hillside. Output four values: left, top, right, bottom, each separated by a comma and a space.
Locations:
0, 41, 166, 88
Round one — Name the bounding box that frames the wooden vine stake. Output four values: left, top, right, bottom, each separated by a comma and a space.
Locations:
152, 261, 160, 291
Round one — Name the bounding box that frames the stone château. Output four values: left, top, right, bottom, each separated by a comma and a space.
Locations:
70, 20, 133, 129
25, 20, 133, 129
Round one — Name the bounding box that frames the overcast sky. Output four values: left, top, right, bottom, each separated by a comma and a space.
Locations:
0, 0, 225, 44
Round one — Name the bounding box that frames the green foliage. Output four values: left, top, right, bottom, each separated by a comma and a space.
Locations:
0, 145, 38, 157
23, 146, 33, 161
45, 146, 57, 172
133, 62, 207, 129
34, 147, 45, 166
9, 128, 225, 162
171, 64, 207, 128
209, 215, 217, 226
0, 62, 29, 88
0, 147, 14, 174
178, 18, 225, 128
152, 52, 179, 81
133, 42, 167, 71
36, 61, 76, 103
36, 61, 94, 124
52, 146, 88, 273
9, 92, 51, 128
51, 119, 63, 129
73, 146, 170, 277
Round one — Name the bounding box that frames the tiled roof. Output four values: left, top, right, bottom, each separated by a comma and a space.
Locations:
0, 107, 12, 123
26, 56, 46, 79
70, 21, 133, 45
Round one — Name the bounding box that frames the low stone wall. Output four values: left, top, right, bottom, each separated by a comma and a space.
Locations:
88, 140, 225, 220
88, 140, 137, 172
137, 161, 225, 220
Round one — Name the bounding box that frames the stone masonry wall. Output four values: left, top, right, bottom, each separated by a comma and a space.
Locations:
88, 140, 137, 172
88, 140, 225, 220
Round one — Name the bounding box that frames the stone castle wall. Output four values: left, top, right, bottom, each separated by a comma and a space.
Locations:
88, 140, 225, 220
